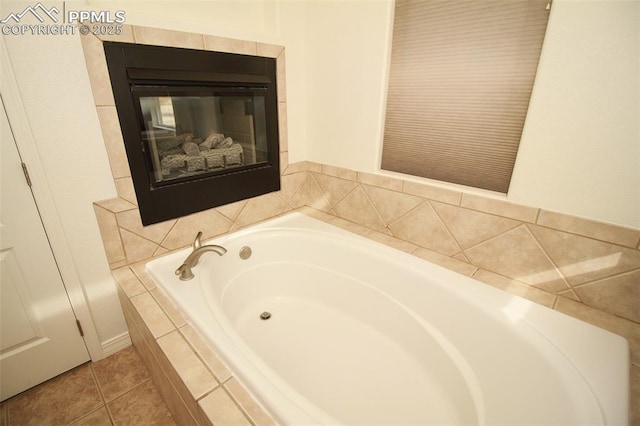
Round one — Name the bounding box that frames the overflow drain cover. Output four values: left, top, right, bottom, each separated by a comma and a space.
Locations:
260, 311, 271, 320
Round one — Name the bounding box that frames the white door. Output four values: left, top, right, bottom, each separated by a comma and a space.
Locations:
0, 98, 90, 401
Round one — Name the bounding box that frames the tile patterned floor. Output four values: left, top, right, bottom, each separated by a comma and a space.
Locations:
0, 346, 175, 425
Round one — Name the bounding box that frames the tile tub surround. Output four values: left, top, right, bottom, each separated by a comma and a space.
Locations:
101, 174, 640, 425
81, 24, 638, 425
96, 162, 640, 332
113, 265, 274, 425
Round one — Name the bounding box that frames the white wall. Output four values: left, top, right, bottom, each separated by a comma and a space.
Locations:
303, 0, 393, 171
2, 4, 127, 345
509, 0, 640, 228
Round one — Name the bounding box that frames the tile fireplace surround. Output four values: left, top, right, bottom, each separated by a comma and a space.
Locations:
83, 25, 639, 424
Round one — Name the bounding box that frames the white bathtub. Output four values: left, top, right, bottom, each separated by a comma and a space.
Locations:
147, 212, 629, 425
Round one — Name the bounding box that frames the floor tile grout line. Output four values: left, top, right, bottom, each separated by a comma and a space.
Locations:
91, 347, 156, 406
88, 362, 114, 425
66, 406, 111, 426
108, 377, 153, 404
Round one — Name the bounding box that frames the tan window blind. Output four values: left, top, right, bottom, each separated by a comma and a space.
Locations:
381, 0, 550, 193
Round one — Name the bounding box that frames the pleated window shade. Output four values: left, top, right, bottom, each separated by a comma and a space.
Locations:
382, 0, 550, 193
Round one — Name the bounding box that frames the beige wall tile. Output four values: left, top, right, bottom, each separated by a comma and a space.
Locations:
538, 210, 640, 248
388, 202, 461, 255
278, 102, 288, 153
131, 315, 205, 425
154, 246, 170, 257
96, 24, 135, 43
529, 224, 640, 286
198, 388, 251, 426
116, 210, 176, 244
557, 288, 581, 302
283, 161, 310, 175
363, 184, 424, 226
79, 32, 115, 106
402, 181, 461, 205
295, 206, 336, 223
109, 259, 129, 270
313, 173, 359, 207
130, 262, 158, 290
180, 325, 232, 383
216, 199, 248, 222
93, 204, 125, 264
126, 321, 198, 426
290, 173, 331, 212
203, 35, 257, 55
461, 194, 539, 223
305, 161, 323, 173
133, 26, 204, 49
280, 172, 307, 205
326, 215, 373, 236
432, 202, 521, 249
411, 248, 478, 277
161, 210, 233, 250
277, 51, 287, 102
112, 267, 146, 298
151, 288, 188, 328
224, 378, 275, 426
465, 226, 569, 293
121, 229, 159, 264
364, 230, 417, 253
256, 42, 284, 58
94, 197, 136, 213
357, 172, 403, 192
130, 292, 175, 339
114, 177, 138, 206
95, 106, 130, 179
573, 270, 640, 323
157, 330, 217, 399
334, 186, 387, 232
280, 151, 289, 173
234, 193, 290, 227
321, 164, 358, 181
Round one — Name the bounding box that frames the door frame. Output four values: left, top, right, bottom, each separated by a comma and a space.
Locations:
1, 39, 103, 360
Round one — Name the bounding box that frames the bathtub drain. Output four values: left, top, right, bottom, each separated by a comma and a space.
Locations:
260, 311, 272, 320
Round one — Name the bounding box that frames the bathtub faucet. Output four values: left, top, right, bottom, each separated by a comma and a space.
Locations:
175, 231, 227, 281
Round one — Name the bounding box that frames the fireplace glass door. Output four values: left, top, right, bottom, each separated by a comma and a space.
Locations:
136, 89, 268, 186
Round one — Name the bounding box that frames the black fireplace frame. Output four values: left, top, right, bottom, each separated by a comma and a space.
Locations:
103, 42, 280, 225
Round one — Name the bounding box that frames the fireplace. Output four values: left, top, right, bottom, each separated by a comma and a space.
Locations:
103, 42, 280, 225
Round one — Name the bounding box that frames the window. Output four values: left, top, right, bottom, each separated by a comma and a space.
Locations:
381, 0, 550, 193
157, 97, 176, 128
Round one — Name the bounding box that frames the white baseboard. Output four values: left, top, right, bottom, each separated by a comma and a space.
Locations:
100, 332, 132, 359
